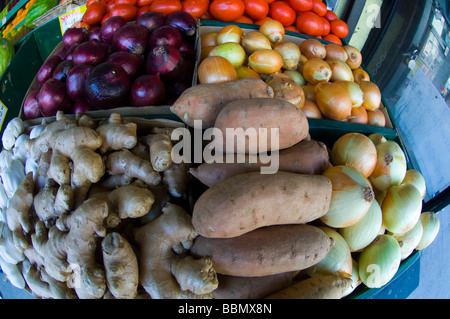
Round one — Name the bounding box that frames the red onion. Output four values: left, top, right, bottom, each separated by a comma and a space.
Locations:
136, 11, 166, 33
100, 16, 127, 43
148, 25, 182, 49
37, 55, 62, 84
161, 55, 194, 85
53, 60, 73, 82
179, 36, 196, 57
72, 40, 108, 66
22, 89, 41, 120
165, 11, 197, 37
130, 74, 166, 106
88, 28, 102, 42
66, 63, 93, 101
146, 45, 181, 75
71, 99, 93, 114
85, 62, 131, 109
112, 24, 149, 54
53, 46, 68, 60
63, 27, 88, 49
106, 51, 144, 79
38, 78, 72, 117
64, 44, 79, 61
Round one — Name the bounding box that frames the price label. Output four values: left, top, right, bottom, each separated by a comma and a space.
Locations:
0, 99, 8, 131
58, 4, 87, 35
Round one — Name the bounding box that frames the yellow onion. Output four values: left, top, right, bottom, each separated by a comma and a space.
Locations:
302, 99, 322, 118
348, 106, 368, 125
248, 49, 283, 74
360, 81, 381, 111
401, 169, 426, 200
344, 45, 362, 69
367, 109, 386, 127
391, 220, 423, 260
266, 74, 305, 109
299, 38, 326, 59
236, 65, 261, 79
381, 184, 422, 235
325, 43, 348, 62
302, 85, 316, 102
201, 31, 218, 48
283, 69, 306, 86
342, 259, 361, 297
209, 42, 246, 68
368, 133, 387, 146
198, 56, 238, 84
306, 227, 353, 278
327, 59, 354, 82
416, 212, 440, 250
334, 80, 365, 107
200, 45, 216, 61
353, 68, 370, 84
273, 41, 301, 70
331, 133, 377, 178
241, 31, 272, 55
302, 58, 332, 85
358, 234, 401, 288
340, 200, 383, 252
321, 165, 375, 228
297, 54, 308, 73
259, 19, 284, 44
369, 140, 407, 191
216, 24, 243, 44
314, 82, 352, 121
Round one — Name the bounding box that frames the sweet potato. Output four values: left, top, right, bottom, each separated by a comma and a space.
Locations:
190, 224, 333, 277
212, 98, 309, 154
190, 140, 331, 187
266, 275, 352, 299
170, 78, 274, 128
213, 272, 298, 299
192, 171, 332, 238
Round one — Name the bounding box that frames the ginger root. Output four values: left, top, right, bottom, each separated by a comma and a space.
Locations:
96, 113, 138, 153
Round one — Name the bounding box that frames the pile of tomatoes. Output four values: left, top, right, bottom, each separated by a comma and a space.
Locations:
80, 0, 349, 44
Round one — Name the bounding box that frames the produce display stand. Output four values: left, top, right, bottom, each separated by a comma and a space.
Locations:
0, 15, 440, 300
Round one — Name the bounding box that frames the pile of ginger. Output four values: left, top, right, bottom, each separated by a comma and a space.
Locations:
0, 111, 218, 299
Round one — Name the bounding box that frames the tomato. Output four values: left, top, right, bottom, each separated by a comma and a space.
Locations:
137, 5, 152, 17
234, 14, 253, 23
110, 4, 138, 21
323, 9, 338, 22
182, 0, 210, 19
244, 0, 269, 21
330, 19, 348, 38
311, 0, 327, 16
71, 21, 92, 30
287, 0, 312, 12
82, 1, 106, 25
296, 11, 323, 37
264, 0, 276, 4
254, 16, 272, 25
323, 33, 342, 45
86, 0, 101, 7
321, 17, 330, 36
101, 13, 111, 24
285, 25, 299, 33
106, 0, 116, 12
137, 0, 155, 6
269, 1, 296, 27
115, 0, 137, 6
209, 0, 246, 22
200, 10, 214, 20
149, 0, 182, 15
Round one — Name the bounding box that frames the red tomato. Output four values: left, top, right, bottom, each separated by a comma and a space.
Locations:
137, 5, 152, 17
244, 0, 269, 21
311, 0, 327, 16
323, 9, 338, 21
264, 0, 276, 4
86, 0, 101, 7
330, 19, 349, 38
285, 25, 299, 33
234, 14, 254, 23
106, 0, 116, 12
269, 1, 296, 27
323, 33, 342, 44
296, 11, 323, 37
82, 1, 106, 25
110, 4, 138, 21
101, 12, 111, 24
287, 0, 312, 12
209, 0, 246, 22
321, 17, 330, 36
137, 0, 155, 6
115, 0, 137, 6
200, 10, 214, 20
182, 0, 210, 19
254, 16, 272, 25
149, 0, 182, 15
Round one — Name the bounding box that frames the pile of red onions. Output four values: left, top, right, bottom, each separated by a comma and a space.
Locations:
23, 10, 197, 119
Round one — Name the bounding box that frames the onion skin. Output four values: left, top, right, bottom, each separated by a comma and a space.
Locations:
367, 109, 386, 127
259, 19, 284, 44
112, 24, 149, 55
360, 81, 381, 111
146, 45, 182, 75
165, 10, 197, 37
72, 40, 108, 66
302, 58, 332, 85
327, 59, 354, 82
52, 60, 74, 82
136, 11, 166, 33
299, 38, 326, 59
38, 78, 72, 117
344, 45, 362, 69
358, 235, 401, 288
348, 105, 368, 124
248, 49, 283, 75
325, 43, 348, 62
416, 212, 440, 250
401, 169, 426, 200
236, 66, 261, 80
274, 41, 301, 70
369, 140, 407, 192
353, 68, 370, 83
148, 25, 182, 49
197, 56, 238, 84
209, 42, 246, 68
302, 99, 322, 119
335, 80, 365, 108
314, 82, 352, 121
37, 55, 63, 84
241, 31, 272, 55
100, 16, 127, 43
66, 63, 94, 101
63, 27, 87, 49
392, 220, 423, 260
381, 184, 422, 235
71, 99, 93, 114
106, 51, 144, 79
130, 74, 166, 106
23, 89, 41, 120
217, 25, 244, 45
